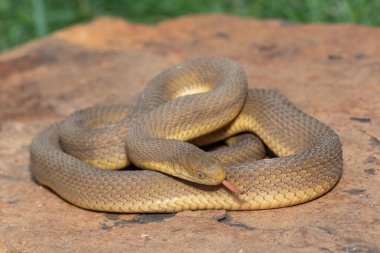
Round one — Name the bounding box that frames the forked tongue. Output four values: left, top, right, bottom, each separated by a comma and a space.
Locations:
222, 180, 244, 195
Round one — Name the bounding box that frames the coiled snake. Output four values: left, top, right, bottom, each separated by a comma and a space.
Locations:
30, 57, 343, 213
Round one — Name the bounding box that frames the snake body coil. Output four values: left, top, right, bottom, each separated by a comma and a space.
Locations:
30, 57, 343, 213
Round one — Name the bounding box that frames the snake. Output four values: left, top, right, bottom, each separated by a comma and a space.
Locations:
30, 57, 343, 213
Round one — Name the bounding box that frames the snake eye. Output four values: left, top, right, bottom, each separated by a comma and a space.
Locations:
196, 171, 206, 179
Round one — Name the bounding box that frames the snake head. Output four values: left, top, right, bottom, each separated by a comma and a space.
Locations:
183, 150, 226, 185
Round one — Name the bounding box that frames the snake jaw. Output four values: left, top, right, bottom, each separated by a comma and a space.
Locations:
222, 180, 244, 195
183, 149, 227, 185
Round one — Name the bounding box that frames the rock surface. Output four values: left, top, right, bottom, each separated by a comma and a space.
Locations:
0, 15, 379, 252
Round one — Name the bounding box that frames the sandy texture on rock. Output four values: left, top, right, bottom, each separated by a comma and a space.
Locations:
0, 15, 379, 252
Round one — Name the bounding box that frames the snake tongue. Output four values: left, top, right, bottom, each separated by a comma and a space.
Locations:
222, 180, 244, 195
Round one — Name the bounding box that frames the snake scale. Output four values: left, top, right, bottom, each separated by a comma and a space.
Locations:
30, 57, 343, 213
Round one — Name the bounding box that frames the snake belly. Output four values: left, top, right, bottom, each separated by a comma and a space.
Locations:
30, 58, 343, 213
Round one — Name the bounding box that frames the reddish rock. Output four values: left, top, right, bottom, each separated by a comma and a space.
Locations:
0, 15, 379, 252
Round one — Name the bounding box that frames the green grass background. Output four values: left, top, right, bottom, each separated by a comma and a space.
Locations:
1, 0, 379, 51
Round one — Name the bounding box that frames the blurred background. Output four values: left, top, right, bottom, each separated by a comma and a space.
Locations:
1, 0, 379, 51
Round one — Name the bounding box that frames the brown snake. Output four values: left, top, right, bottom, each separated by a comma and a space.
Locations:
30, 57, 343, 213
